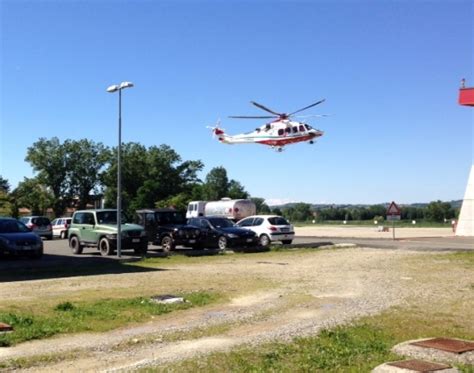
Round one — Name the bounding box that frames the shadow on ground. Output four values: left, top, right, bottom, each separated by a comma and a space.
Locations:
0, 253, 167, 283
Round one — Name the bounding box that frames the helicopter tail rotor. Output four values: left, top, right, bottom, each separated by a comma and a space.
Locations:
206, 119, 226, 140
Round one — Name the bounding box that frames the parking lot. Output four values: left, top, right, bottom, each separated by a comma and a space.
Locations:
1, 227, 472, 274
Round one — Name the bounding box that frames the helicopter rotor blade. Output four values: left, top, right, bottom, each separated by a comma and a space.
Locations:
228, 115, 277, 119
250, 101, 282, 116
294, 114, 330, 119
288, 99, 326, 116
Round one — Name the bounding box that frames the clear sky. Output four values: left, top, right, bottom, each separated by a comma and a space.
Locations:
1, 0, 473, 205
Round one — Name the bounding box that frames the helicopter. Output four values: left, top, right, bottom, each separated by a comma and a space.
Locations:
208, 99, 326, 152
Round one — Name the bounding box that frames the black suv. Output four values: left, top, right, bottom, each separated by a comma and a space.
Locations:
135, 209, 201, 252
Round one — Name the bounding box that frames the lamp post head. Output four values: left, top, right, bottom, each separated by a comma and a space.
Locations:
107, 82, 134, 93
120, 81, 134, 89
107, 85, 119, 93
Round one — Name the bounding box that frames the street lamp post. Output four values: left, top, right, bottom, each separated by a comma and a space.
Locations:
107, 81, 134, 257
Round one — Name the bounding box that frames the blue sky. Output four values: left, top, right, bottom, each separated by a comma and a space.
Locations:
1, 0, 472, 205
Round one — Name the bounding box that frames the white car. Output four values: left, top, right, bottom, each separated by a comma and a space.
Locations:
50, 217, 72, 239
236, 215, 294, 247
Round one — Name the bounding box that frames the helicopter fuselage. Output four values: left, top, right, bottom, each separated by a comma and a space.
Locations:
216, 119, 323, 148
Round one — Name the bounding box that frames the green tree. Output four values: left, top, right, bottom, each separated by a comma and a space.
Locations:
0, 176, 12, 216
0, 176, 10, 193
155, 192, 191, 212
12, 177, 54, 216
65, 139, 110, 209
25, 137, 70, 216
272, 207, 283, 216
102, 143, 203, 216
251, 197, 271, 214
425, 200, 454, 222
25, 137, 111, 215
203, 166, 229, 200
227, 180, 249, 199
201, 167, 249, 201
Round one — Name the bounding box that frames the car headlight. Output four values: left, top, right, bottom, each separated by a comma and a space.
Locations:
226, 233, 238, 238
106, 233, 118, 239
140, 230, 147, 237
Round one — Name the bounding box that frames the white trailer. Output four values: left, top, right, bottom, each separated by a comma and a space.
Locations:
186, 198, 256, 221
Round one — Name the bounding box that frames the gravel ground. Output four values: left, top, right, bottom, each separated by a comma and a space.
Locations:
0, 247, 472, 372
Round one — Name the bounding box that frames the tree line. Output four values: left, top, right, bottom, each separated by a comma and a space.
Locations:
276, 201, 459, 223
0, 137, 460, 223
0, 137, 257, 218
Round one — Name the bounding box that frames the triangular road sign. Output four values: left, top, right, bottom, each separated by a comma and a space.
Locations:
386, 201, 401, 215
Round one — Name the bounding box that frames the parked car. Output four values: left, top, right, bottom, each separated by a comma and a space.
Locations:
135, 208, 201, 252
19, 216, 53, 240
0, 217, 44, 259
50, 217, 72, 239
188, 216, 259, 250
68, 209, 148, 256
235, 215, 295, 247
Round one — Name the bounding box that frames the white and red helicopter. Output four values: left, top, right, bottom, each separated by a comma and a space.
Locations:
209, 99, 326, 152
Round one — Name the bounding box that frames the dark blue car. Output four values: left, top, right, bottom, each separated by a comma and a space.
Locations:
188, 216, 259, 250
0, 217, 43, 259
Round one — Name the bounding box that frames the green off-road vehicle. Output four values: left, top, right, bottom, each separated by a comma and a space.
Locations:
68, 209, 148, 256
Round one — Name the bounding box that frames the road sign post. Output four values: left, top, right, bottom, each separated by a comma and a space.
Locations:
386, 201, 401, 240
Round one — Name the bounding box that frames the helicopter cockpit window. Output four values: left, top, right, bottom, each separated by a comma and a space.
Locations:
278, 129, 284, 136
305, 124, 312, 130
292, 126, 298, 133
299, 125, 305, 132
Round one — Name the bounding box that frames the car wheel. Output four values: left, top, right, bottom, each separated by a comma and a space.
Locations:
60, 231, 66, 239
259, 234, 271, 247
69, 236, 83, 255
99, 237, 114, 256
161, 236, 175, 253
282, 240, 293, 245
217, 236, 228, 250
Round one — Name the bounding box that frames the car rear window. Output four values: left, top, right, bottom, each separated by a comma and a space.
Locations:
32, 217, 51, 226
268, 217, 289, 225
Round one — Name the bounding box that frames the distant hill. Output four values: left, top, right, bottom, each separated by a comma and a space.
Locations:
268, 200, 463, 210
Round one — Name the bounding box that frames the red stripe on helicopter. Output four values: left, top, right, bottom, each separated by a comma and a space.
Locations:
257, 134, 320, 146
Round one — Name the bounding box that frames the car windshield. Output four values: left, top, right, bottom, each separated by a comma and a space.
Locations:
96, 211, 129, 224
0, 220, 30, 233
208, 218, 235, 228
268, 217, 290, 225
157, 211, 186, 225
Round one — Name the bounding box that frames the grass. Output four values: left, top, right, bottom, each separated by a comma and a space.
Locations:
1, 249, 472, 371
152, 304, 474, 373
145, 251, 474, 372
0, 291, 219, 347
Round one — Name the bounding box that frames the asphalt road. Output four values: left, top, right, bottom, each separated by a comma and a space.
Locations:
1, 235, 472, 272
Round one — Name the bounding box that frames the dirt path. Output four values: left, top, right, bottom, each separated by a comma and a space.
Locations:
0, 247, 471, 372
294, 226, 454, 238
